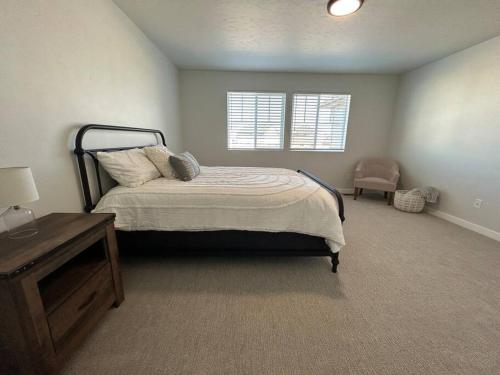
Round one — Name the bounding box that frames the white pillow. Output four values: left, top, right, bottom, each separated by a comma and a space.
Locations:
97, 148, 160, 187
144, 145, 177, 179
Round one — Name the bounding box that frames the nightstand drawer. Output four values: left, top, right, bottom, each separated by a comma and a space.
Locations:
47, 263, 114, 346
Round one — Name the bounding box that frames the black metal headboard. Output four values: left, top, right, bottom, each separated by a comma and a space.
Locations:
74, 124, 166, 212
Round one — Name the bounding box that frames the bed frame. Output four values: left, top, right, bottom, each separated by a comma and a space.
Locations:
74, 124, 345, 272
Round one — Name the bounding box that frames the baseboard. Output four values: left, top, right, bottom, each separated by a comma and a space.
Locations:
337, 188, 354, 194
426, 208, 500, 242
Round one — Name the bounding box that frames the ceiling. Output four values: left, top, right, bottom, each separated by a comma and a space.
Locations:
114, 0, 500, 74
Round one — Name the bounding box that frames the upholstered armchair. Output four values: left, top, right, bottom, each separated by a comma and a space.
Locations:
353, 158, 400, 205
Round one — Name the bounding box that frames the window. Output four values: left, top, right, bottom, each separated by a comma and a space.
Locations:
227, 92, 286, 150
290, 93, 351, 151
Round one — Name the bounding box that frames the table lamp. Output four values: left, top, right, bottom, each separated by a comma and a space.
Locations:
0, 167, 40, 239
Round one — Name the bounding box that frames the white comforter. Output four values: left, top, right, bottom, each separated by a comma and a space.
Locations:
92, 166, 345, 252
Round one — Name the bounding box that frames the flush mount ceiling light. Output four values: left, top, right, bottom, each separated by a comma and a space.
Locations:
327, 0, 364, 17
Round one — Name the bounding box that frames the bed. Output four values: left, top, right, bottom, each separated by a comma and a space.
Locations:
74, 124, 346, 272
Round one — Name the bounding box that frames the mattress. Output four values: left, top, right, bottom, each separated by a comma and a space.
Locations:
92, 166, 345, 252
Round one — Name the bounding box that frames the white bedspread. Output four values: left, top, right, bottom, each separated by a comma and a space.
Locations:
92, 166, 345, 252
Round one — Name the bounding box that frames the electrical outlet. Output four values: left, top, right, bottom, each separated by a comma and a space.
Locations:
473, 199, 483, 209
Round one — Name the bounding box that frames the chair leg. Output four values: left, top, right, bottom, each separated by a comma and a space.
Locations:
384, 191, 388, 199
387, 192, 393, 205
354, 187, 358, 200
359, 188, 363, 196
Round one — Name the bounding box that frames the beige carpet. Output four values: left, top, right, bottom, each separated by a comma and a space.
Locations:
62, 195, 500, 375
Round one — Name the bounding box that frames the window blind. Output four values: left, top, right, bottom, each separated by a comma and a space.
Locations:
227, 92, 286, 150
290, 93, 351, 151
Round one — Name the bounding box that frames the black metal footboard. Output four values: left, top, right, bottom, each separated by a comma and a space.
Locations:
297, 169, 344, 272
297, 169, 345, 223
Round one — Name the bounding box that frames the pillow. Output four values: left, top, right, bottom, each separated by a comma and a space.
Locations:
144, 145, 177, 179
97, 148, 160, 187
169, 152, 200, 181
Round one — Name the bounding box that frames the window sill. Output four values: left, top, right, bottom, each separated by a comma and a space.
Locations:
227, 149, 285, 151
289, 149, 345, 153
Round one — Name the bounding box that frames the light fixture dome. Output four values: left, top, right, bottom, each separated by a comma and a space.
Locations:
327, 0, 364, 17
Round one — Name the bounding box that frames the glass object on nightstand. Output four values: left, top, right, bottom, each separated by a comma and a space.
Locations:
2, 206, 39, 239
0, 167, 40, 239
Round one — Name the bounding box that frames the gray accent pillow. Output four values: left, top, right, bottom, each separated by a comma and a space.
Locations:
169, 152, 200, 181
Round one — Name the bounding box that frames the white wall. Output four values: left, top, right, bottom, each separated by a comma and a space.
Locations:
179, 70, 399, 188
390, 35, 500, 233
0, 0, 182, 218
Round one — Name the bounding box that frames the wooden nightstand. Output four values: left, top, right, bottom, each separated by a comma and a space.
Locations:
0, 213, 124, 374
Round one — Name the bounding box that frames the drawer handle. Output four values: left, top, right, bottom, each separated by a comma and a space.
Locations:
78, 291, 97, 312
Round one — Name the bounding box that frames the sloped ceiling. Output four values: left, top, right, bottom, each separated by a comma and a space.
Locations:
115, 0, 500, 73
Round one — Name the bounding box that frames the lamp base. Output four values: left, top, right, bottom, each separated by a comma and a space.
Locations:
1, 206, 39, 239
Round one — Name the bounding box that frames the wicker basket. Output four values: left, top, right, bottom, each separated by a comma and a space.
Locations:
394, 190, 425, 213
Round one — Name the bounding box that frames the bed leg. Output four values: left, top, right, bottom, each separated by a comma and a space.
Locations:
330, 252, 339, 273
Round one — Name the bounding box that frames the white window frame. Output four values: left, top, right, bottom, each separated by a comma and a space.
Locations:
290, 92, 351, 152
226, 91, 286, 151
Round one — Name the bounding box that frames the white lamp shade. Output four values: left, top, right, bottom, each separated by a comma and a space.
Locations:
0, 167, 39, 207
